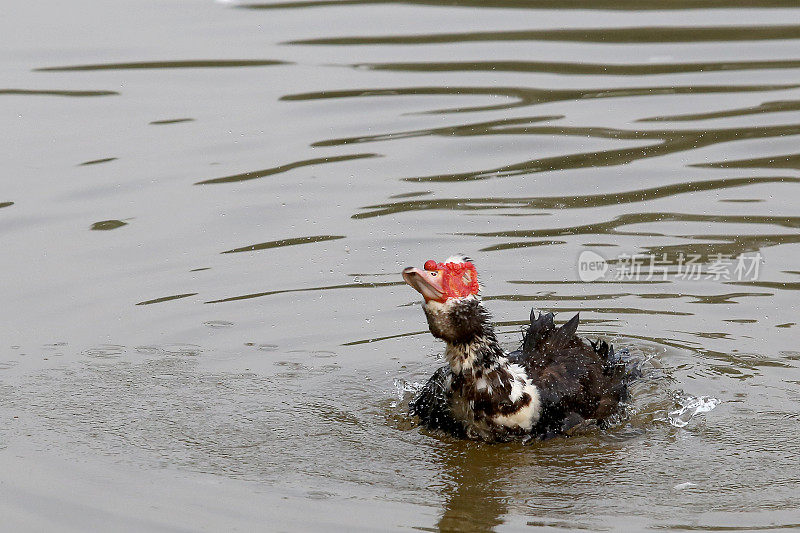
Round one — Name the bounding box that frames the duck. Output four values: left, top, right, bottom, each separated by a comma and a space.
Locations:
402, 255, 633, 442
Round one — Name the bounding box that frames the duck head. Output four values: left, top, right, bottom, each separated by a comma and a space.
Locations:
403, 255, 488, 344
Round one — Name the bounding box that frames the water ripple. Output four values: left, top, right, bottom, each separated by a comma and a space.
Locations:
281, 83, 799, 115
288, 25, 800, 46
195, 153, 380, 185
353, 176, 798, 219
35, 59, 289, 72
356, 58, 800, 76
205, 280, 402, 304
640, 98, 800, 122
0, 89, 118, 97
462, 212, 800, 258
697, 153, 800, 170
136, 293, 199, 306
220, 235, 345, 254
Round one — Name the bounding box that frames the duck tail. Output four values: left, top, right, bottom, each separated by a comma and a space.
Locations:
522, 310, 555, 354
550, 313, 580, 349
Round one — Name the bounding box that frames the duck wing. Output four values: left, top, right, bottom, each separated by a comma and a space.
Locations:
517, 311, 632, 433
520, 311, 580, 356
408, 366, 464, 437
507, 310, 555, 365
519, 311, 623, 371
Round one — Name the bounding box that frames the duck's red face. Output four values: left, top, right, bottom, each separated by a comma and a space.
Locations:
402, 258, 480, 303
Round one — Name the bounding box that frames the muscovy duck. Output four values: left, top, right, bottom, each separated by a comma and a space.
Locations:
402, 255, 632, 441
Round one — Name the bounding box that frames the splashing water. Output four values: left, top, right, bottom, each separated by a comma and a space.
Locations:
390, 378, 423, 408
668, 395, 721, 428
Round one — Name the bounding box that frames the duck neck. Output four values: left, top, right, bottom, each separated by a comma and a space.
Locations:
444, 326, 505, 375
422, 296, 507, 375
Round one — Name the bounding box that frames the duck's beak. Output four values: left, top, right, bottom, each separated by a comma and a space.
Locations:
402, 267, 445, 303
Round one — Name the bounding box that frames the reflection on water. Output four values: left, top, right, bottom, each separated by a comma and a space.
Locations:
2, 0, 800, 529
220, 234, 345, 254
149, 118, 195, 125
35, 59, 289, 71
281, 83, 799, 116
699, 152, 800, 170
358, 58, 800, 76
90, 219, 128, 230
641, 98, 800, 122
0, 89, 118, 97
353, 176, 798, 218
196, 153, 380, 185
288, 24, 800, 45
79, 157, 118, 166
136, 293, 199, 306
434, 442, 509, 532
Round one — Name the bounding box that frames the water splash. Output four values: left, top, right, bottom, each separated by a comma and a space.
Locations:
667, 395, 720, 428
390, 378, 422, 408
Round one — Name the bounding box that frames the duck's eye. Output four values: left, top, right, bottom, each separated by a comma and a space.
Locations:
430, 272, 438, 277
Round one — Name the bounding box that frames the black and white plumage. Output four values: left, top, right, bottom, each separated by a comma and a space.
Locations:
402, 256, 634, 442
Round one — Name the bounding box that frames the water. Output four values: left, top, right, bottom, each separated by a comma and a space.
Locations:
1, 0, 799, 530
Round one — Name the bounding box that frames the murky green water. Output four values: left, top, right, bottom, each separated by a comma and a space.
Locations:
1, 0, 798, 530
